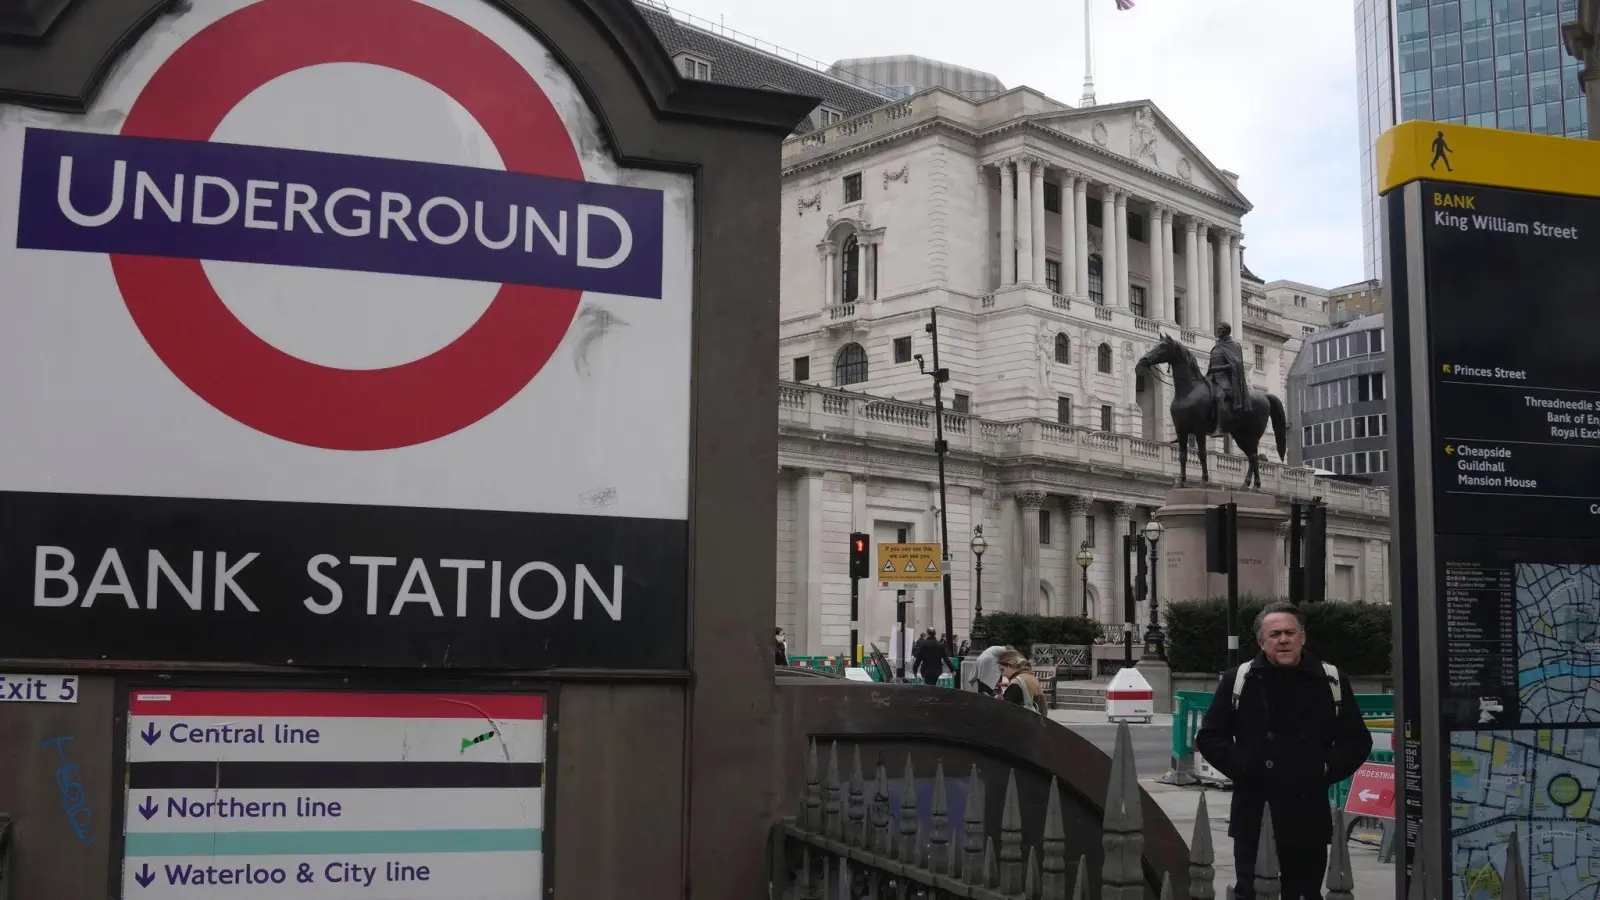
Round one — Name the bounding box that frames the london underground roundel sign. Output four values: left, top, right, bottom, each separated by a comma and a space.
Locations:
14, 0, 668, 452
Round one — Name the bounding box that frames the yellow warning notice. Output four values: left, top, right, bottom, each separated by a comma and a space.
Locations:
877, 543, 943, 584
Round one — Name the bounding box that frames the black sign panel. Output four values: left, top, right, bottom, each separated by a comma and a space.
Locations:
0, 490, 687, 669
1424, 181, 1600, 538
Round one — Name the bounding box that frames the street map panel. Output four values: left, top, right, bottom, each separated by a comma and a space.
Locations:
1518, 564, 1600, 723
1451, 729, 1600, 899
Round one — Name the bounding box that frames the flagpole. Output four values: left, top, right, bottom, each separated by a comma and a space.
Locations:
1080, 0, 1096, 107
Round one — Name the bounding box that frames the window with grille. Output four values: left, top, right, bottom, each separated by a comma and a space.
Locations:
793, 356, 810, 382
834, 343, 867, 385
1086, 516, 1096, 547
1127, 213, 1145, 243
1057, 395, 1072, 424
1087, 254, 1104, 305
952, 392, 971, 414
679, 56, 711, 80
1130, 285, 1146, 318
843, 173, 862, 203
1100, 405, 1113, 432
1043, 183, 1061, 213
1039, 510, 1052, 545
893, 336, 911, 363
1254, 344, 1265, 369
1097, 343, 1112, 374
1045, 260, 1061, 293
1054, 333, 1071, 364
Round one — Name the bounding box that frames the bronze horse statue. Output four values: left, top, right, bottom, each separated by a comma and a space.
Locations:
1137, 333, 1287, 490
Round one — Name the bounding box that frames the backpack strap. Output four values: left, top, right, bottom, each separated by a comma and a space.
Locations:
1229, 662, 1251, 709
1322, 662, 1342, 715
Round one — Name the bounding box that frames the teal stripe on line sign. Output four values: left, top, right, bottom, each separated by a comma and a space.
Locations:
124, 828, 542, 857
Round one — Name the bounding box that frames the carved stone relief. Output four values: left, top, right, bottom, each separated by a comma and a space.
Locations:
883, 164, 909, 188
1129, 107, 1158, 165
797, 192, 821, 215
1090, 121, 1109, 148
1177, 158, 1193, 182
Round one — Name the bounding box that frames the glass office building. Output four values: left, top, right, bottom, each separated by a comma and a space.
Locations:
1355, 0, 1587, 279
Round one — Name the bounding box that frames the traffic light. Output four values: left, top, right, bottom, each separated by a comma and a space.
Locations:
1305, 502, 1328, 603
849, 532, 870, 579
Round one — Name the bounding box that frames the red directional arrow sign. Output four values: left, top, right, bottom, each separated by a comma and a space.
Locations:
1343, 762, 1395, 820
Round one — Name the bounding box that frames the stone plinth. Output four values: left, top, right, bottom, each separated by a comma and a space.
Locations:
1153, 489, 1287, 603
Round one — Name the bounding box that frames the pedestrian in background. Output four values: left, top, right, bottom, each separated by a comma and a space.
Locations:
996, 649, 1046, 713
774, 627, 788, 666
1195, 602, 1372, 900
967, 643, 1007, 696
912, 628, 948, 685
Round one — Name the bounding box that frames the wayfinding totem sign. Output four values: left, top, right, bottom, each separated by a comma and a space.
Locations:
1381, 121, 1600, 900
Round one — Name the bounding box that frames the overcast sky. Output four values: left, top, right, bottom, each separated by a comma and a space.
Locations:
657, 0, 1365, 288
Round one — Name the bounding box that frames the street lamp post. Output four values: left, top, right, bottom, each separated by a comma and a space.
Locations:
1076, 542, 1094, 618
1142, 520, 1166, 661
969, 526, 989, 651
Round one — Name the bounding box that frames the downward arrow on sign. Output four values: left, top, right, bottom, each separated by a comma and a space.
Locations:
1359, 789, 1379, 802
138, 797, 158, 820
139, 723, 161, 746
134, 864, 155, 888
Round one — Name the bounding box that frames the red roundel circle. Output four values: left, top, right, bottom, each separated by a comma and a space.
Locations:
114, 0, 585, 451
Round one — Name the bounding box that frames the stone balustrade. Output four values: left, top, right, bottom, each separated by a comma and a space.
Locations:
778, 382, 1390, 519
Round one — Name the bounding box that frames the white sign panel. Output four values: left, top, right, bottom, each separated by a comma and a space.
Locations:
123, 690, 546, 898
0, 673, 79, 703
0, 0, 692, 670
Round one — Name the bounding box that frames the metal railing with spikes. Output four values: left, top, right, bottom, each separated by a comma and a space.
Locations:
770, 721, 1420, 899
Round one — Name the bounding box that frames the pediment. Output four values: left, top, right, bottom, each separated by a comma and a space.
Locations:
1038, 101, 1249, 209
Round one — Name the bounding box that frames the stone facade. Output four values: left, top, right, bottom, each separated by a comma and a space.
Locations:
772, 87, 1392, 656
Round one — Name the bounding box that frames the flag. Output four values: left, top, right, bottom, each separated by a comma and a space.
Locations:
1115, 0, 1135, 8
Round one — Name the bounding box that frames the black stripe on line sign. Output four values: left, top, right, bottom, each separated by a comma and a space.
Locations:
129, 761, 544, 790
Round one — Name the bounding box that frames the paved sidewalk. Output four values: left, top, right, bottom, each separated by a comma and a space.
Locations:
1142, 780, 1393, 897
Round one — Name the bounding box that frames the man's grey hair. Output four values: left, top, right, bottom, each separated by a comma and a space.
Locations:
1254, 602, 1306, 639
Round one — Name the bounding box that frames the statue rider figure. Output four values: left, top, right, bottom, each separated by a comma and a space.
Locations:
1207, 321, 1247, 435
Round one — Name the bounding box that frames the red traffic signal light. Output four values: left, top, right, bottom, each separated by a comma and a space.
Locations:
848, 532, 870, 579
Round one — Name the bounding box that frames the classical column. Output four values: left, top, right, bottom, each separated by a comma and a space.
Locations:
1017, 491, 1045, 615
1182, 219, 1199, 329
1110, 503, 1133, 626
1000, 161, 1016, 285
1060, 173, 1077, 296
1099, 188, 1119, 306
794, 470, 827, 654
1197, 226, 1212, 330
1161, 210, 1177, 323
1073, 179, 1090, 300
1275, 521, 1292, 598
1016, 160, 1035, 284
853, 240, 865, 303
1031, 160, 1047, 285
821, 241, 837, 308
1230, 232, 1244, 335
1113, 192, 1130, 308
1148, 204, 1166, 321
1067, 497, 1091, 617
1209, 227, 1222, 329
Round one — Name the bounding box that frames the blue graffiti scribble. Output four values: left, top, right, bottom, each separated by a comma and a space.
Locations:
41, 736, 92, 845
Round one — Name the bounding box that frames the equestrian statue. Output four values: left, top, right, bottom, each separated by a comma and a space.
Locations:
1136, 323, 1287, 490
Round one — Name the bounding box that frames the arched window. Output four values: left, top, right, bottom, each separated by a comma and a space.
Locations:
1097, 342, 1113, 374
1054, 332, 1071, 364
1087, 253, 1104, 305
835, 342, 868, 386
840, 235, 861, 303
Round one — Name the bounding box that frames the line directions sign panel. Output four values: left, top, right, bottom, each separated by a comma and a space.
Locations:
122, 689, 545, 897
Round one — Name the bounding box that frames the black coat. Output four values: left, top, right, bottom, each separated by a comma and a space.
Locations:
911, 638, 946, 680
1193, 652, 1372, 845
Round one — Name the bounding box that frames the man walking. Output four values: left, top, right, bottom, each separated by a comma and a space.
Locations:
1195, 603, 1372, 899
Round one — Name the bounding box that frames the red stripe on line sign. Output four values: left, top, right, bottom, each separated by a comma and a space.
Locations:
129, 690, 544, 719
1105, 691, 1154, 700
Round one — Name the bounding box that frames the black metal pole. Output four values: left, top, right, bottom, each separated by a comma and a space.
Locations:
849, 575, 859, 668
1225, 501, 1240, 669
1288, 500, 1303, 605
1080, 560, 1090, 618
1144, 536, 1164, 661
975, 558, 983, 619
926, 309, 955, 654
1123, 534, 1136, 667
895, 588, 907, 682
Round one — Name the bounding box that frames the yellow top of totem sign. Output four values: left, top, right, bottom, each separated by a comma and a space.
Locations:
1377, 120, 1600, 199
877, 542, 943, 584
